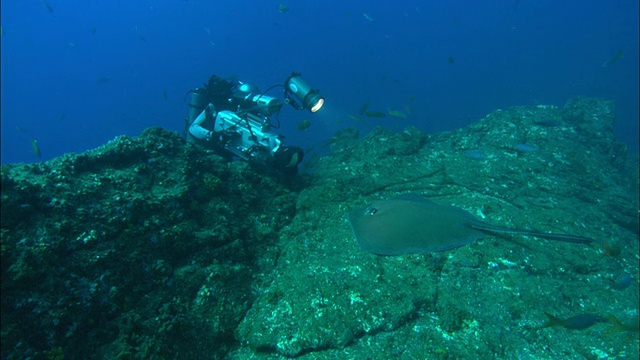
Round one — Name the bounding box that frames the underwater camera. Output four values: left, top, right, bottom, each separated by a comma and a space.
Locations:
187, 72, 323, 174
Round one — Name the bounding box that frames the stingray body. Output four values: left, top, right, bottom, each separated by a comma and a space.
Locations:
348, 193, 593, 255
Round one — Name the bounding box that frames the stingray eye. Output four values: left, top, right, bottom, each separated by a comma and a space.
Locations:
365, 206, 378, 216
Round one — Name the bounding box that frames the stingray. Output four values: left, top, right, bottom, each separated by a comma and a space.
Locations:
348, 193, 594, 255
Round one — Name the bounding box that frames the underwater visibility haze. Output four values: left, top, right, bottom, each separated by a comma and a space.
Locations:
0, 0, 638, 163
1, 1, 639, 359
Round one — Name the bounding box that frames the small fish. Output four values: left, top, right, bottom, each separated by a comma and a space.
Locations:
463, 150, 487, 160
387, 108, 408, 119
448, 56, 456, 64
296, 119, 312, 131
358, 102, 371, 115
364, 111, 386, 118
513, 143, 538, 153
42, 0, 53, 13
163, 89, 168, 101
602, 49, 623, 68
278, 4, 289, 13
32, 139, 42, 158
533, 118, 562, 127
138, 34, 147, 42
91, 26, 97, 35
610, 274, 632, 290
1, 26, 5, 37
540, 313, 606, 330
96, 76, 110, 85
348, 114, 365, 123
58, 112, 68, 121
363, 13, 374, 22
403, 104, 412, 116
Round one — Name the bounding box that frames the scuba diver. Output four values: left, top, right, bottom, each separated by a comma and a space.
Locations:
184, 72, 324, 175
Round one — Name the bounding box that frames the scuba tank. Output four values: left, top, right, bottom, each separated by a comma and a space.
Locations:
184, 87, 209, 140
187, 88, 208, 124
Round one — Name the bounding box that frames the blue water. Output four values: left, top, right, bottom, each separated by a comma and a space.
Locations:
2, 0, 638, 164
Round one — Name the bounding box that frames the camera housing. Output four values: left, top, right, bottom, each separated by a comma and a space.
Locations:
213, 110, 283, 162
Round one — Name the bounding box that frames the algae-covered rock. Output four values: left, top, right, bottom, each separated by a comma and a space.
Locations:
2, 98, 638, 359
1, 127, 297, 359
232, 98, 638, 359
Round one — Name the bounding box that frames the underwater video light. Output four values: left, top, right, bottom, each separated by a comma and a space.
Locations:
284, 72, 324, 113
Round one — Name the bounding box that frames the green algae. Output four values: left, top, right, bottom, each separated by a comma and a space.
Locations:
2, 99, 638, 359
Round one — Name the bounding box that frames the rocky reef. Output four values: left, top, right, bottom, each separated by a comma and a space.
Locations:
2, 98, 638, 359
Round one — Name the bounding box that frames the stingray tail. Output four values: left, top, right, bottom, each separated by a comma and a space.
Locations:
470, 223, 594, 245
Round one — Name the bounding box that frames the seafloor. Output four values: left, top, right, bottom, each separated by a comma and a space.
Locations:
1, 97, 638, 359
